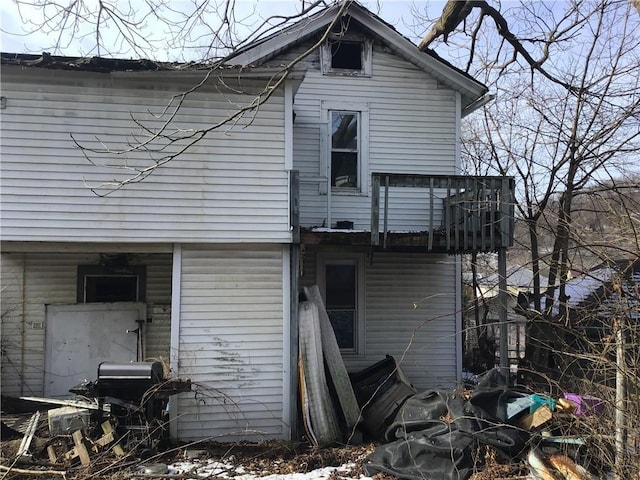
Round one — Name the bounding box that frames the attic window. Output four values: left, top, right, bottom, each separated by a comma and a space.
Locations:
331, 41, 362, 70
322, 37, 372, 76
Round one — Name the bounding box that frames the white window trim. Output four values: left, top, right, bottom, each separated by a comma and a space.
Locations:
317, 253, 366, 356
320, 101, 369, 196
321, 36, 372, 77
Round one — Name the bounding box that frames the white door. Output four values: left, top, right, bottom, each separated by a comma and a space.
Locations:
44, 303, 146, 398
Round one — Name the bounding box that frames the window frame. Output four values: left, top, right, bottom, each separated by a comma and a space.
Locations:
321, 35, 372, 77
77, 265, 146, 303
330, 110, 360, 191
321, 101, 369, 196
318, 253, 366, 355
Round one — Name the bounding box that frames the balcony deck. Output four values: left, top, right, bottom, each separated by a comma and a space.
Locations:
291, 172, 515, 254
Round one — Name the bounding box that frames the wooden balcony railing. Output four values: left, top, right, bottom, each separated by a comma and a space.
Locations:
371, 173, 514, 253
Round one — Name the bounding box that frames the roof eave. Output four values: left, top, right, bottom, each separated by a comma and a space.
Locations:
345, 6, 488, 109
226, 3, 488, 109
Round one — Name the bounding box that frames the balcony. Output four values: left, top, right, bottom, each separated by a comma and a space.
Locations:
291, 172, 515, 254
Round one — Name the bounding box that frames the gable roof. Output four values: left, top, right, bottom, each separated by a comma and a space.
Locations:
225, 2, 489, 113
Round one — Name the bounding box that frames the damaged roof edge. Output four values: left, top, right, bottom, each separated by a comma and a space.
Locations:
1, 53, 307, 95
0, 52, 307, 80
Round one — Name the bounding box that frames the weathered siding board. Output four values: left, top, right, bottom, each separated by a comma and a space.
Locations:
0, 250, 172, 397
0, 68, 290, 243
177, 245, 286, 441
293, 43, 458, 230
301, 249, 459, 389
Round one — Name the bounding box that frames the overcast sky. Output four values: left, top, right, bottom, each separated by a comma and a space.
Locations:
1, 1, 447, 61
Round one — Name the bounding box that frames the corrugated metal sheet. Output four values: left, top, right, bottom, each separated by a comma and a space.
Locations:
177, 245, 286, 441
0, 249, 172, 397
0, 69, 290, 243
293, 44, 458, 230
301, 248, 459, 390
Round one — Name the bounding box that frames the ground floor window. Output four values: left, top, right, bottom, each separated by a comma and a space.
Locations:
318, 254, 365, 354
77, 264, 146, 303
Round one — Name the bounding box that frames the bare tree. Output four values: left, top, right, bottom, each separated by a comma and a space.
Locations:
9, 0, 328, 60
450, 3, 639, 473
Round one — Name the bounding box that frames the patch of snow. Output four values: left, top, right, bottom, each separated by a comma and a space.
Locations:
310, 227, 368, 233
158, 459, 373, 480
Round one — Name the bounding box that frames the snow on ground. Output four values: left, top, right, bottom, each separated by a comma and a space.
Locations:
161, 459, 371, 480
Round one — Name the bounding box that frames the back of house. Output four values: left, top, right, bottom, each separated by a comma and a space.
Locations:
1, 2, 512, 442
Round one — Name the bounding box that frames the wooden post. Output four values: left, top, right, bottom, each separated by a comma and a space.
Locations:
370, 174, 380, 245
290, 243, 300, 440
72, 430, 91, 466
615, 316, 627, 479
100, 421, 125, 457
498, 247, 509, 380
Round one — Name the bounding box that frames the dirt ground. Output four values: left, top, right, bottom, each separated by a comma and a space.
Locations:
0, 436, 528, 480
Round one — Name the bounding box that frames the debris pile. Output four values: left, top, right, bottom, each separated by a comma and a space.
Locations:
1, 361, 190, 477
358, 369, 608, 480
295, 284, 612, 479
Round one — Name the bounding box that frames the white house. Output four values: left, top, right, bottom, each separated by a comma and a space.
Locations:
0, 2, 513, 442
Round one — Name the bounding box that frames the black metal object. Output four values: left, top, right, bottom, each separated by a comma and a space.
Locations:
96, 361, 164, 402
70, 361, 190, 450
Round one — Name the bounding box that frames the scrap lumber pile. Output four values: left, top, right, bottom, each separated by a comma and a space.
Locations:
1, 364, 190, 477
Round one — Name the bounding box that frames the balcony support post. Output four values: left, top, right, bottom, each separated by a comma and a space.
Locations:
370, 174, 381, 245
498, 246, 509, 380
383, 175, 390, 249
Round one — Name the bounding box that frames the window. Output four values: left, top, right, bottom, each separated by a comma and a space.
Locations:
321, 102, 369, 195
321, 36, 372, 76
77, 265, 146, 303
319, 255, 365, 354
331, 111, 359, 189
331, 41, 362, 70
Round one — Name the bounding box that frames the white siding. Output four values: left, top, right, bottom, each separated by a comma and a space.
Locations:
301, 248, 459, 389
0, 68, 290, 243
293, 42, 458, 230
0, 248, 172, 396
177, 245, 286, 441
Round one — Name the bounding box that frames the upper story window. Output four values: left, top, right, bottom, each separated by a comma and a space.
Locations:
321, 101, 369, 196
321, 35, 372, 76
331, 111, 359, 189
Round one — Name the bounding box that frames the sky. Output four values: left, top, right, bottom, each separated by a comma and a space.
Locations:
0, 1, 446, 61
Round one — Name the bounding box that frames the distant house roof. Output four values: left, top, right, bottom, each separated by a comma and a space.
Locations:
225, 1, 489, 114
536, 259, 640, 317
464, 265, 548, 299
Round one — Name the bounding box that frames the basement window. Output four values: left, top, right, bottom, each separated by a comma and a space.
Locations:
77, 265, 146, 303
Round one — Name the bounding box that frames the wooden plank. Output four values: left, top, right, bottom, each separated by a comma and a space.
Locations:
0, 465, 66, 476
303, 286, 361, 436
100, 421, 125, 457
298, 301, 342, 446
47, 445, 57, 463
94, 431, 115, 449
72, 430, 91, 466
518, 405, 553, 430
16, 411, 40, 458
